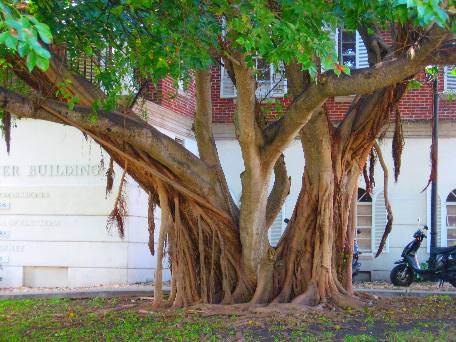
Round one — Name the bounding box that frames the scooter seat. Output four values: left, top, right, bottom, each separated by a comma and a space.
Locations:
430, 245, 456, 255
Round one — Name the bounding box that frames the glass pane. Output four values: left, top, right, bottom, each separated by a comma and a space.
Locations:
447, 228, 456, 239
448, 239, 456, 247
256, 59, 270, 81
357, 205, 371, 215
358, 239, 372, 252
447, 206, 456, 215
342, 30, 356, 42
358, 188, 372, 202
343, 56, 356, 69
447, 215, 456, 227
342, 43, 355, 56
357, 215, 372, 226
356, 228, 371, 239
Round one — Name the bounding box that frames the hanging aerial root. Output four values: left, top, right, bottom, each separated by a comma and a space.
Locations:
105, 158, 115, 196
147, 193, 156, 255
107, 167, 127, 239
362, 164, 370, 193
373, 142, 393, 257
392, 109, 405, 182
1, 110, 11, 153
154, 181, 170, 307
422, 130, 437, 192
368, 148, 377, 193
197, 216, 208, 304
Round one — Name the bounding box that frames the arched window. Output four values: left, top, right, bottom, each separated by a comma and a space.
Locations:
446, 190, 456, 246
357, 188, 373, 253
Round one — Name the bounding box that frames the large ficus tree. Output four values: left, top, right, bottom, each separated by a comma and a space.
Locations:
0, 0, 455, 307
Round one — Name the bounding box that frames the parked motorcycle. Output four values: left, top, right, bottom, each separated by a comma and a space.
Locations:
390, 225, 456, 287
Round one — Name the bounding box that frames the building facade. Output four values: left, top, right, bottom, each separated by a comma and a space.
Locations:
1, 35, 455, 287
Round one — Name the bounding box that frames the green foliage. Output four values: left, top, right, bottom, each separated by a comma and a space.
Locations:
0, 0, 52, 71
1, 0, 455, 108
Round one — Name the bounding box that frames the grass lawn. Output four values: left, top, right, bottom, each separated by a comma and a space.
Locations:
0, 295, 455, 341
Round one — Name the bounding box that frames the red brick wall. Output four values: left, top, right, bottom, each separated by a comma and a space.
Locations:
326, 70, 456, 121
145, 65, 455, 124
210, 65, 291, 123
142, 76, 196, 118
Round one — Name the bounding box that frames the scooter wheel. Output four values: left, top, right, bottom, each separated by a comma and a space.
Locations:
390, 264, 413, 287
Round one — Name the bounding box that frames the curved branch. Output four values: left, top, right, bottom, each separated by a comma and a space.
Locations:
195, 69, 239, 219
265, 154, 291, 230
373, 142, 393, 258
10, 54, 105, 106
264, 25, 449, 162
0, 86, 231, 217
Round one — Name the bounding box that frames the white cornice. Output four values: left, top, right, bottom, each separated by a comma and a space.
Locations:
133, 98, 194, 138
212, 120, 456, 140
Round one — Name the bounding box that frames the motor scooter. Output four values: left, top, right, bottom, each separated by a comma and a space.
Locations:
390, 224, 456, 287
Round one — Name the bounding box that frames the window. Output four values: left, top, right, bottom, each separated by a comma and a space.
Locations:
356, 188, 373, 253
446, 190, 456, 246
335, 29, 369, 69
220, 59, 287, 98
444, 66, 456, 92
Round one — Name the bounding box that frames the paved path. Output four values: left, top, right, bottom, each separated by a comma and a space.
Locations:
0, 286, 455, 300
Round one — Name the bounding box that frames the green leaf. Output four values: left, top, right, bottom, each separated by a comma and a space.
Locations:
34, 23, 52, 44
89, 113, 98, 124
407, 79, 422, 90
5, 35, 18, 49
83, 46, 93, 56
30, 40, 50, 59
342, 65, 351, 75
110, 5, 124, 16
0, 32, 9, 44
26, 51, 37, 72
35, 55, 50, 71
17, 41, 29, 57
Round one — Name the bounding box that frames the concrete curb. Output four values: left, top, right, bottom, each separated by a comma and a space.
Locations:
0, 287, 170, 300
356, 288, 456, 297
0, 287, 454, 300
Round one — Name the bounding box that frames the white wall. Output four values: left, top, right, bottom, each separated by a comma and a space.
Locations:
0, 119, 195, 288
2, 117, 454, 286
216, 135, 456, 280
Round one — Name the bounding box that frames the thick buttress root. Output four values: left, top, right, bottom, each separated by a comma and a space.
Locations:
152, 180, 253, 307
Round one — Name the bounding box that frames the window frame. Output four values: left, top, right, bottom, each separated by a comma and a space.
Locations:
220, 59, 287, 99
356, 188, 373, 255
444, 65, 456, 93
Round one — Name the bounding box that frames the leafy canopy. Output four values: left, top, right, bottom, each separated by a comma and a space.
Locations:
1, 0, 455, 101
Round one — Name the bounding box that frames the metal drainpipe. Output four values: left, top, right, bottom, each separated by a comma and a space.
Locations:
429, 74, 439, 269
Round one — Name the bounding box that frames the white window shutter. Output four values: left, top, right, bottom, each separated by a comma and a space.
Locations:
355, 31, 369, 69
440, 197, 447, 247
333, 28, 339, 59
220, 65, 237, 98
444, 66, 456, 92
374, 191, 390, 253
269, 209, 284, 247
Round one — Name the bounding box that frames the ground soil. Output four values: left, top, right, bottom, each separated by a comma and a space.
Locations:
0, 294, 455, 341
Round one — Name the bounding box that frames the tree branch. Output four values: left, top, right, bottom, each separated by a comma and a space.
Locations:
264, 25, 449, 163
265, 154, 291, 230
0, 86, 223, 204
373, 142, 393, 258
194, 69, 239, 219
